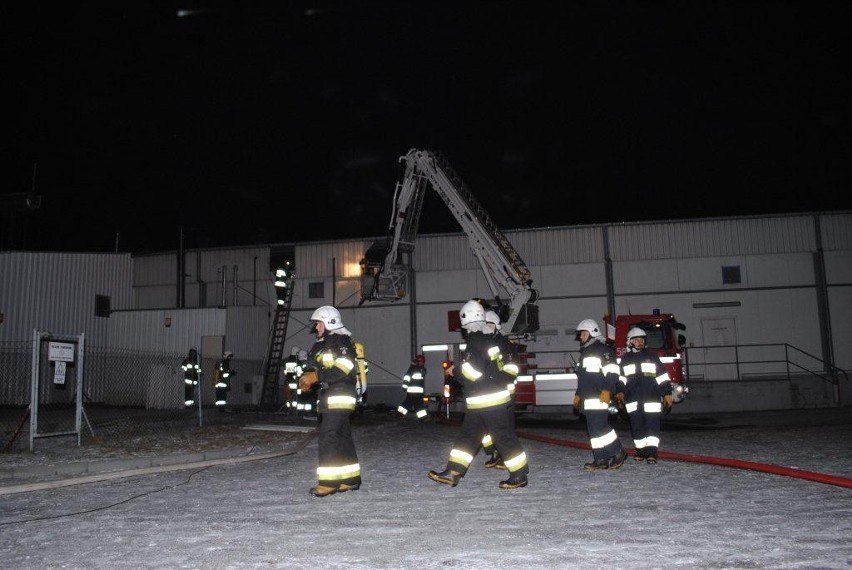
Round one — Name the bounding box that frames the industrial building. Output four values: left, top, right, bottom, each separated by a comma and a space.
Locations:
1, 210, 850, 416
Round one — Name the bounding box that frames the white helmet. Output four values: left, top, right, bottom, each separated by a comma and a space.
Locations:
310, 305, 344, 330
290, 346, 301, 356
575, 318, 602, 338
460, 300, 486, 327
223, 351, 233, 359
485, 310, 502, 332
627, 327, 646, 341
298, 350, 308, 361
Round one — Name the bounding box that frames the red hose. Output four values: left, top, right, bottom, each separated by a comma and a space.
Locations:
516, 431, 852, 489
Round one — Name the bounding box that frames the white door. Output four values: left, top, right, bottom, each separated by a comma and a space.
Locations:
700, 318, 738, 381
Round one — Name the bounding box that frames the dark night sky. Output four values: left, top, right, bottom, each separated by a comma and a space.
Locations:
2, 1, 850, 253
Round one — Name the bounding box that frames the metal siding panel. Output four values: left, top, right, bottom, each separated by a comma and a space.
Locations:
821, 212, 852, 251
107, 308, 227, 353
0, 252, 132, 343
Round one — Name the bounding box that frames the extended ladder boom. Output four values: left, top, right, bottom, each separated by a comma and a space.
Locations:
361, 149, 538, 336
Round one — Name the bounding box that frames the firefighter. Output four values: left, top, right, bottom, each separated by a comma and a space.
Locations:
428, 299, 529, 490
481, 309, 520, 471
573, 319, 628, 470
617, 327, 673, 463
397, 354, 429, 421
282, 346, 302, 413
296, 348, 317, 417
301, 305, 361, 497
181, 347, 200, 408
214, 351, 234, 408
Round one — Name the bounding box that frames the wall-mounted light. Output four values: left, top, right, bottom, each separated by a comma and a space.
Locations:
164, 317, 172, 328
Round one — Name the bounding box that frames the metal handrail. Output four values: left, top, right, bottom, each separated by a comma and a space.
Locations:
683, 343, 848, 405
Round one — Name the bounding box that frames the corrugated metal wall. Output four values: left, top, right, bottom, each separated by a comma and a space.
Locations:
0, 252, 133, 344
133, 246, 275, 309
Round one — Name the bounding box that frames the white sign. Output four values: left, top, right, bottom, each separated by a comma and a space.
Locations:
48, 342, 75, 362
54, 361, 67, 385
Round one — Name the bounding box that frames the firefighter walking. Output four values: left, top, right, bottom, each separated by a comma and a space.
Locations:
428, 299, 529, 489
617, 327, 673, 463
213, 351, 234, 408
301, 305, 361, 497
397, 354, 429, 421
481, 309, 520, 471
181, 347, 200, 408
573, 319, 628, 470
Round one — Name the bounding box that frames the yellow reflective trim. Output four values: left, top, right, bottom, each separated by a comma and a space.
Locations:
623, 363, 637, 376
407, 386, 425, 394
461, 362, 482, 381
503, 363, 519, 376
449, 448, 474, 467
327, 395, 357, 410
503, 451, 528, 471
321, 352, 334, 368
335, 357, 355, 373
466, 389, 511, 409
482, 434, 493, 446
317, 462, 361, 481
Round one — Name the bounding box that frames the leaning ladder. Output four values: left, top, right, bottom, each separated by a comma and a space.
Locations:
259, 278, 295, 411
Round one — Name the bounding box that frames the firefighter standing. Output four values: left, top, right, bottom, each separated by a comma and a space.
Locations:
295, 348, 317, 417
397, 354, 429, 421
301, 305, 361, 497
428, 299, 529, 489
617, 327, 673, 463
181, 347, 200, 408
282, 347, 302, 413
214, 351, 234, 408
573, 319, 628, 470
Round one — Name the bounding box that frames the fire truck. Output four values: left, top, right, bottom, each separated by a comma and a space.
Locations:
514, 311, 689, 413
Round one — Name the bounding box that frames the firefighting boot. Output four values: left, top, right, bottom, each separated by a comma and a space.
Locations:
338, 482, 361, 492
428, 469, 460, 487
498, 474, 528, 489
583, 458, 610, 471
309, 485, 338, 497
609, 449, 628, 470
484, 453, 502, 469
646, 456, 658, 464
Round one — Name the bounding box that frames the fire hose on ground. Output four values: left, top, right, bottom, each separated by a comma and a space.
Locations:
516, 431, 852, 490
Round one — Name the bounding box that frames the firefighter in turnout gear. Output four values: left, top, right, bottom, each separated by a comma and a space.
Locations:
213, 351, 234, 408
181, 347, 200, 408
282, 346, 302, 412
617, 327, 673, 463
295, 348, 317, 417
428, 299, 529, 489
304, 305, 361, 497
397, 354, 429, 421
574, 318, 628, 470
481, 309, 520, 471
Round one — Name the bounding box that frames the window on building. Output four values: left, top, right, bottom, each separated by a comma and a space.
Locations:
722, 266, 741, 284
308, 282, 324, 299
95, 294, 111, 317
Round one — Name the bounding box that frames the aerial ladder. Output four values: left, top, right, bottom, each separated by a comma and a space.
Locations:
360, 148, 539, 337
259, 268, 295, 411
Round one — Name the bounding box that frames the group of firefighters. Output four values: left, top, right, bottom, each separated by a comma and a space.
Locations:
180, 348, 235, 409
294, 298, 674, 497
177, 299, 672, 497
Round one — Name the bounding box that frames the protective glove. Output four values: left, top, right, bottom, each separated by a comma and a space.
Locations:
599, 389, 611, 404
299, 370, 318, 392
572, 394, 581, 416
616, 392, 625, 409
663, 394, 673, 414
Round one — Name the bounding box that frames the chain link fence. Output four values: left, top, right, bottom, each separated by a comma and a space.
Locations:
1, 341, 273, 452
